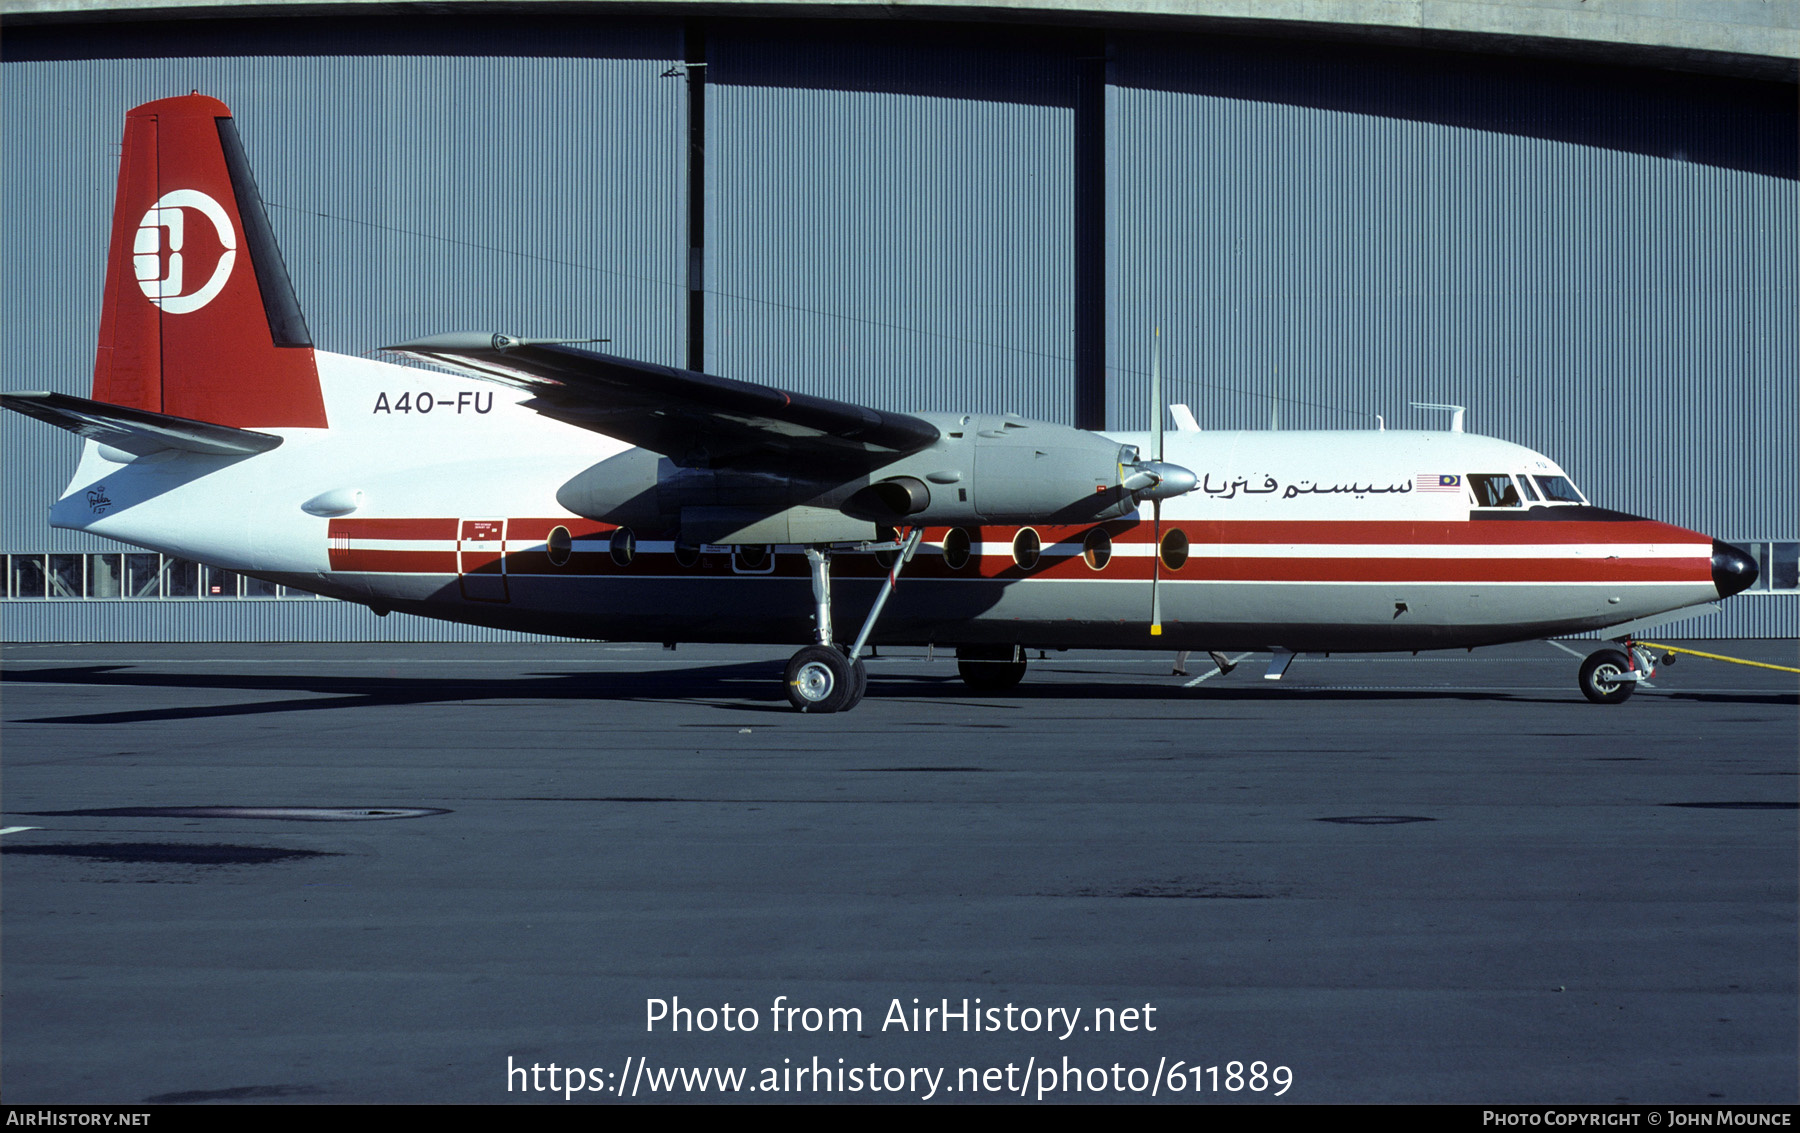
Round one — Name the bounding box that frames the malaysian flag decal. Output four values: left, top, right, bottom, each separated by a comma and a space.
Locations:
1417, 474, 1462, 493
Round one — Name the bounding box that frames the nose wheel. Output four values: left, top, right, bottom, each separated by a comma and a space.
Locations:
1578, 641, 1657, 704
1578, 648, 1634, 704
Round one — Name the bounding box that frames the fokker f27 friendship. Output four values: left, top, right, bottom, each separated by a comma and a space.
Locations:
3, 95, 1761, 711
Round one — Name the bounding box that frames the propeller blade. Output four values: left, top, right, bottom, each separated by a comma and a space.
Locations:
1151, 327, 1164, 464
1150, 498, 1163, 637
1149, 328, 1164, 636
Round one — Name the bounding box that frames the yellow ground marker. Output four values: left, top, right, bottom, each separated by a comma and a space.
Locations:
1637, 641, 1800, 675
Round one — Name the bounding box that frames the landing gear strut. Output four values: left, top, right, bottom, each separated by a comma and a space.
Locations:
783, 529, 922, 713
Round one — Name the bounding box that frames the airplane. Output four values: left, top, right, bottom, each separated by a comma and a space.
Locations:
2, 94, 1762, 712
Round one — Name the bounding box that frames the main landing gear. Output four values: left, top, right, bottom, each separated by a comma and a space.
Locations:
955, 644, 1028, 691
784, 529, 923, 713
784, 644, 867, 714
1577, 638, 1659, 704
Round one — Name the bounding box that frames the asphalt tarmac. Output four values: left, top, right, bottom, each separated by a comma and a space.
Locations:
2, 639, 1795, 1105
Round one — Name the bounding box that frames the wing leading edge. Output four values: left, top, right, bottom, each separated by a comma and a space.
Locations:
385, 334, 941, 473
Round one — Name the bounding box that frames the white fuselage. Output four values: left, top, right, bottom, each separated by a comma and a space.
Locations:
52, 350, 1720, 651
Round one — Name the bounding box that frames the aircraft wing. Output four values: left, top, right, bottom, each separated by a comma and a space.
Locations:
385, 334, 941, 472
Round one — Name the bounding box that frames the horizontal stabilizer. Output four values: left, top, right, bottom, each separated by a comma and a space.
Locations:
2, 390, 282, 456
386, 334, 940, 473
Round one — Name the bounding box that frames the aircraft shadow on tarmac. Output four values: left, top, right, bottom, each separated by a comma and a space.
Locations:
14, 661, 1791, 725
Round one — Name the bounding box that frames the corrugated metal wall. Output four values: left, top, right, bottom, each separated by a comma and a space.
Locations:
1603, 597, 1799, 641
705, 24, 1079, 419
1105, 34, 1797, 548
2, 21, 686, 561
4, 19, 1795, 641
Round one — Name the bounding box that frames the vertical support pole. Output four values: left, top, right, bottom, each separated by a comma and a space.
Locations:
1072, 37, 1107, 431
684, 25, 707, 374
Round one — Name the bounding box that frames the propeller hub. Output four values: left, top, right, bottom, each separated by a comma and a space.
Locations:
1124, 461, 1198, 501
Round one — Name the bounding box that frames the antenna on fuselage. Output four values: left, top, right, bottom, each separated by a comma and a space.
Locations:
1410, 402, 1466, 433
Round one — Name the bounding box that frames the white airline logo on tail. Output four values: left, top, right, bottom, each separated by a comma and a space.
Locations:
133, 189, 237, 314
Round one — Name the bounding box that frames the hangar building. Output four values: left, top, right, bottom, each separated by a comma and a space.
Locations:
3, 0, 1795, 641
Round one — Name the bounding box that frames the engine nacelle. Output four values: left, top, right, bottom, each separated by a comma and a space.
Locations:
841, 414, 1141, 525
556, 412, 1194, 543
555, 448, 876, 543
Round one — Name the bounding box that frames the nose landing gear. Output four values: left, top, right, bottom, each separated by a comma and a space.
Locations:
1578, 639, 1658, 704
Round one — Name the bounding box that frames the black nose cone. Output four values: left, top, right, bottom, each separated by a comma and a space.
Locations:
1712, 541, 1758, 598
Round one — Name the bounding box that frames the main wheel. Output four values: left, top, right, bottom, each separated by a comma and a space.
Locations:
785, 645, 855, 713
1579, 648, 1636, 704
956, 644, 1028, 692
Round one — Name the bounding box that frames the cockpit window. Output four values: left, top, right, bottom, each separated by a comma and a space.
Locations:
1518, 475, 1540, 502
1468, 474, 1522, 508
1533, 475, 1585, 505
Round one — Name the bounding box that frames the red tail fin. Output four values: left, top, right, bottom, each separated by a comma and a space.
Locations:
93, 94, 327, 429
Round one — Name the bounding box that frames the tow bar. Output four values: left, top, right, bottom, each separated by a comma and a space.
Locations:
1635, 641, 1800, 675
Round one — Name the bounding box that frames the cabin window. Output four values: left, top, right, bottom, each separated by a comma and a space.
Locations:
1082, 527, 1112, 571
1160, 528, 1189, 571
941, 528, 971, 571
546, 525, 573, 567
1533, 476, 1585, 505
609, 528, 635, 566
1011, 528, 1041, 571
1468, 474, 1522, 508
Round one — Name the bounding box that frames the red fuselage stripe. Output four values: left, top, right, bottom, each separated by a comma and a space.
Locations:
325, 517, 1713, 585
